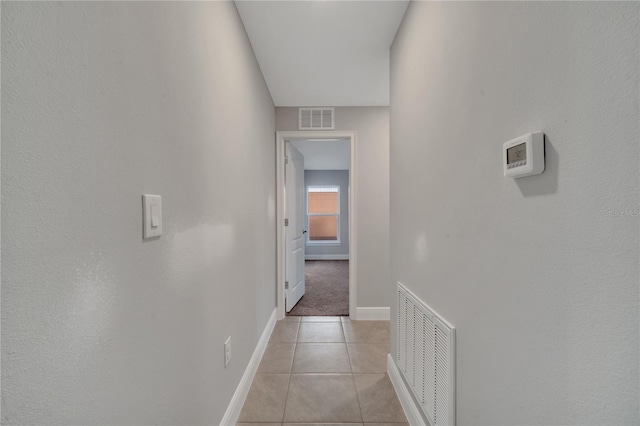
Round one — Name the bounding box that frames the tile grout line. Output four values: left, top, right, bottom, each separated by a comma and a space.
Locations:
351, 362, 365, 424
279, 320, 300, 424
345, 337, 355, 374
347, 321, 368, 423
345, 335, 368, 424
343, 321, 366, 425
282, 321, 300, 424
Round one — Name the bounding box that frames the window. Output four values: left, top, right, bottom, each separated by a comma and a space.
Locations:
307, 186, 339, 242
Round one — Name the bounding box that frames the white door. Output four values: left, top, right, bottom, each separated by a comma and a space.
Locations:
285, 142, 305, 312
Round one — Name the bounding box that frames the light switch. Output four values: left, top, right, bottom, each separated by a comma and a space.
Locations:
150, 205, 159, 228
143, 194, 162, 239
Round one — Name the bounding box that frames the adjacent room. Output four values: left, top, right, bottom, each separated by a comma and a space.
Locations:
287, 138, 351, 317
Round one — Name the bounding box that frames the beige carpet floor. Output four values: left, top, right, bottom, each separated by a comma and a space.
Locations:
287, 260, 349, 316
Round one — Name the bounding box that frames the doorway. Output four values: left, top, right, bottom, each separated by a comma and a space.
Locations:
288, 149, 349, 316
276, 131, 357, 320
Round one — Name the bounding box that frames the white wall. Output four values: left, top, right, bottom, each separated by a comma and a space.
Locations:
390, 2, 639, 424
1, 2, 276, 424
277, 107, 390, 308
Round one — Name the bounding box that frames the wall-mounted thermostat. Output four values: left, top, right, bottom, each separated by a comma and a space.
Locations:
503, 131, 545, 178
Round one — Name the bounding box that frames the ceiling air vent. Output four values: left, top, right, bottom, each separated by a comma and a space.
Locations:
299, 108, 335, 130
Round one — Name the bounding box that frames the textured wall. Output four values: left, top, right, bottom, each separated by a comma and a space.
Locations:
277, 107, 390, 308
2, 2, 276, 424
390, 2, 639, 424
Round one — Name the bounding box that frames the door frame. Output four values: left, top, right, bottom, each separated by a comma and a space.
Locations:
276, 130, 357, 320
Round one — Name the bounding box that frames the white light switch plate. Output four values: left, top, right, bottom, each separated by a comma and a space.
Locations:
142, 194, 162, 239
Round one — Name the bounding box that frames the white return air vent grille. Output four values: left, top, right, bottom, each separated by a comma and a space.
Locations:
397, 282, 455, 426
298, 108, 334, 130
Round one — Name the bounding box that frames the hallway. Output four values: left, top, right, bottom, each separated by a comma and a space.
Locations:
238, 317, 407, 425
2, 1, 638, 424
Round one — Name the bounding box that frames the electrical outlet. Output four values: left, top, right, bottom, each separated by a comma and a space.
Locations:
224, 337, 231, 368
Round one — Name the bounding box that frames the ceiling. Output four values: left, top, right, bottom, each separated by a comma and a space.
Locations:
291, 139, 350, 170
235, 1, 409, 107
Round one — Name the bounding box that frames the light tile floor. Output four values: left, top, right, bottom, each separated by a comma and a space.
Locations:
237, 316, 408, 426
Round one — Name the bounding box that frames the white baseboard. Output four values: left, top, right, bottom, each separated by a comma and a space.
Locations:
355, 307, 390, 320
305, 254, 349, 260
387, 354, 428, 426
220, 308, 277, 426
